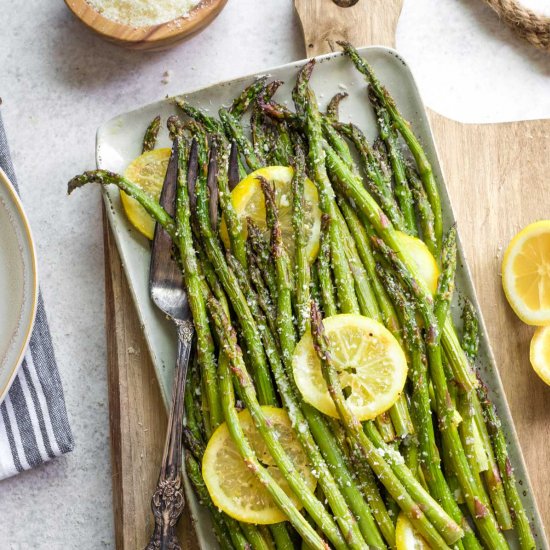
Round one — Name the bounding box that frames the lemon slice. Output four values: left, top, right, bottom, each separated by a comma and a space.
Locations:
292, 314, 408, 420
202, 406, 316, 524
396, 513, 431, 550
121, 148, 171, 239
220, 166, 322, 263
395, 231, 440, 295
530, 326, 550, 386
502, 220, 550, 326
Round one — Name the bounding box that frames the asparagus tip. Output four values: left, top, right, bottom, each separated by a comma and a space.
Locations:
310, 300, 327, 359
67, 170, 112, 194
167, 114, 183, 140
326, 91, 349, 121
336, 40, 352, 50
295, 58, 316, 97
264, 79, 284, 98
67, 175, 87, 195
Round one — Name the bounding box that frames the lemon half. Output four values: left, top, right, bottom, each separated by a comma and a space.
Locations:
530, 325, 550, 386
121, 148, 171, 239
220, 166, 322, 263
292, 314, 408, 421
502, 220, 550, 326
396, 231, 440, 296
202, 406, 316, 524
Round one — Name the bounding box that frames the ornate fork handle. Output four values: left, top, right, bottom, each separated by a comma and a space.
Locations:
146, 320, 194, 550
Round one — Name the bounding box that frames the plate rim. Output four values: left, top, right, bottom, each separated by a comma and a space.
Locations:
0, 167, 38, 404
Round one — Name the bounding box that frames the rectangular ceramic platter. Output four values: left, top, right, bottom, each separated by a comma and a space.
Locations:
96, 47, 548, 549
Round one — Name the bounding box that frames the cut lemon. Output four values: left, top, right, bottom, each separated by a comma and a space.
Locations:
292, 314, 408, 420
502, 220, 550, 325
530, 326, 550, 386
396, 513, 431, 550
395, 231, 440, 295
220, 166, 322, 263
202, 406, 316, 524
121, 148, 171, 239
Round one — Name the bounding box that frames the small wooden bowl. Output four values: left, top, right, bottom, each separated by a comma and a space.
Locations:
64, 0, 228, 51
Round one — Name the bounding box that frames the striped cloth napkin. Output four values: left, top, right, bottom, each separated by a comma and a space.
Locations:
0, 111, 74, 479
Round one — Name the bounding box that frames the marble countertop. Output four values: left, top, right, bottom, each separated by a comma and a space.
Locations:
0, 0, 548, 547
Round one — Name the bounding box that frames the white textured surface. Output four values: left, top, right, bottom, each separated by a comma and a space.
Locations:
396, 0, 550, 123
0, 0, 547, 547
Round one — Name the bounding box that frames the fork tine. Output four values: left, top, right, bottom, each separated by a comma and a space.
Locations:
228, 140, 240, 191
159, 138, 179, 216
206, 140, 219, 230
149, 138, 181, 301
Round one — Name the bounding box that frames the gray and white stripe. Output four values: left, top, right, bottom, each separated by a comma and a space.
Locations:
0, 112, 74, 480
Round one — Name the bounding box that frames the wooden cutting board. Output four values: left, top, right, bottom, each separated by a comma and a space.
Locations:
104, 0, 550, 546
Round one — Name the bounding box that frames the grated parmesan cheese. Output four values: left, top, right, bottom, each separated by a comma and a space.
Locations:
87, 0, 201, 27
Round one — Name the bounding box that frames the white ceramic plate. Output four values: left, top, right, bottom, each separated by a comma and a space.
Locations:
0, 168, 38, 404
96, 47, 548, 549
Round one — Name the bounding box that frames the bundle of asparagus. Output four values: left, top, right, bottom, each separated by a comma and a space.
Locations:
68, 44, 535, 550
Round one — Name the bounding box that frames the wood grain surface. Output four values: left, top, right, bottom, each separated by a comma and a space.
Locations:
104, 0, 549, 547
104, 211, 197, 549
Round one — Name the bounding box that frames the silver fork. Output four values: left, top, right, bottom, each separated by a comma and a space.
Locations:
146, 139, 194, 550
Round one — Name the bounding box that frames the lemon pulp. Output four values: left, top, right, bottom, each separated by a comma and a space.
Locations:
530, 325, 550, 386
202, 406, 316, 524
121, 148, 171, 239
502, 220, 550, 325
292, 314, 408, 421
220, 166, 322, 263
395, 231, 440, 295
